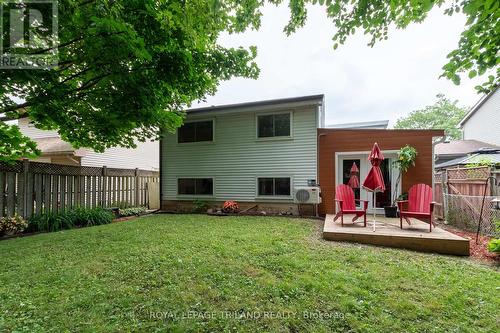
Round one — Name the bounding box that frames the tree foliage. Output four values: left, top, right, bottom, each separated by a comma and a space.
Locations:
285, 0, 499, 93
1, 0, 260, 160
392, 145, 418, 204
1, 0, 498, 162
0, 122, 40, 162
394, 94, 468, 139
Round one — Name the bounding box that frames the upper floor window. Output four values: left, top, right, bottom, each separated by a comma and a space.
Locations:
178, 120, 213, 143
257, 113, 291, 138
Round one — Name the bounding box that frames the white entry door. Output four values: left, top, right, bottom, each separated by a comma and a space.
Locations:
336, 152, 400, 214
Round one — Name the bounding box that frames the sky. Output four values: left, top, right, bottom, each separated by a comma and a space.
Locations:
193, 4, 485, 127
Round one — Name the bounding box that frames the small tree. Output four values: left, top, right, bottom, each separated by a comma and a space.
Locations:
392, 145, 418, 206
394, 94, 468, 140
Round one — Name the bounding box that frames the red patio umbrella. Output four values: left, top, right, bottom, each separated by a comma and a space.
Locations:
362, 142, 386, 231
347, 162, 359, 188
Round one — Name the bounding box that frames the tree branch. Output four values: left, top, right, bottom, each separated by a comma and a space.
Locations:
0, 102, 31, 116
28, 31, 128, 55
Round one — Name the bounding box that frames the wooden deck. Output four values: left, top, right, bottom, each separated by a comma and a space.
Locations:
323, 214, 469, 256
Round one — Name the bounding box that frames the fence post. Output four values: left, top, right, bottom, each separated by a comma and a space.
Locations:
75, 168, 81, 206
134, 168, 139, 206
102, 166, 107, 207
21, 159, 30, 218
442, 170, 448, 221
488, 166, 494, 196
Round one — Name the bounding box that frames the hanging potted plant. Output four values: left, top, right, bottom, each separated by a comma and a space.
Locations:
384, 145, 417, 217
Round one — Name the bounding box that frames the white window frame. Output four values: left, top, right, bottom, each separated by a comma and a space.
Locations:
255, 111, 293, 141
176, 177, 215, 197
177, 118, 215, 144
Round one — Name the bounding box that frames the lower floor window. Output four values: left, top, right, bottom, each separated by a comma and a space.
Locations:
258, 177, 291, 196
178, 178, 213, 195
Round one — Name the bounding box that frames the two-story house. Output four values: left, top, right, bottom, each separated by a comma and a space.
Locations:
160, 95, 325, 213
160, 95, 443, 216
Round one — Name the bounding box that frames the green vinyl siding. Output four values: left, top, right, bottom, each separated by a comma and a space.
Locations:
161, 106, 318, 202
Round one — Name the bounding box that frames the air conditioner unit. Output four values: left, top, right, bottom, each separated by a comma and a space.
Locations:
294, 186, 322, 204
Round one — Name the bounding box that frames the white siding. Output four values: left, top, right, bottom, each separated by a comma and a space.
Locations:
18, 118, 58, 138
19, 118, 159, 170
161, 106, 319, 202
81, 140, 159, 171
462, 89, 500, 146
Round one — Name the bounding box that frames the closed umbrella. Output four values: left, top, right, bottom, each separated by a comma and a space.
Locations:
362, 143, 386, 231
348, 162, 359, 189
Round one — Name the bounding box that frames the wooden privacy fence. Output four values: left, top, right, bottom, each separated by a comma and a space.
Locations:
0, 160, 159, 218
433, 171, 445, 219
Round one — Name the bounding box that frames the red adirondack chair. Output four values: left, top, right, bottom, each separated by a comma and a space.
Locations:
397, 183, 436, 232
334, 184, 368, 227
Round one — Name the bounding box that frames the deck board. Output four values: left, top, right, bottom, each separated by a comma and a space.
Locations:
323, 214, 469, 256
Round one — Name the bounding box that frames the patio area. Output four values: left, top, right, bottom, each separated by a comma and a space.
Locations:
323, 214, 470, 256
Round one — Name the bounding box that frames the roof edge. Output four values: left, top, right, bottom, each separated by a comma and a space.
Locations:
326, 120, 389, 128
186, 94, 325, 114
318, 128, 445, 135
459, 86, 498, 126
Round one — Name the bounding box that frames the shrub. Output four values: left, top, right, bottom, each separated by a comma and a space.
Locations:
118, 206, 146, 217
488, 219, 500, 254
111, 201, 132, 209
28, 207, 114, 233
192, 200, 209, 213
494, 219, 500, 238
392, 145, 417, 205
0, 215, 28, 236
487, 239, 500, 253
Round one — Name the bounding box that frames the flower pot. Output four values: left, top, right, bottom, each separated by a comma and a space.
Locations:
384, 206, 398, 218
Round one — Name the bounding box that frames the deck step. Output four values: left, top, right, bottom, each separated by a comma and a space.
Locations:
323, 214, 469, 256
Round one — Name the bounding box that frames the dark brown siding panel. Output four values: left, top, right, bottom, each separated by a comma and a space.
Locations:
318, 129, 444, 215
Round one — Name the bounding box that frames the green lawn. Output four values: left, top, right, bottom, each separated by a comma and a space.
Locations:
0, 215, 498, 332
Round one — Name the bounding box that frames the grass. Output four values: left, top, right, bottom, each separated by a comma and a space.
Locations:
0, 214, 498, 332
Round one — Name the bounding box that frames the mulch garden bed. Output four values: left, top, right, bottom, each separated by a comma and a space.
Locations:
442, 225, 499, 264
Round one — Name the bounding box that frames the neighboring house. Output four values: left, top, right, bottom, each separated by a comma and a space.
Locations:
160, 95, 443, 216
435, 148, 500, 170
18, 118, 159, 171
434, 139, 500, 167
326, 120, 389, 129
459, 86, 500, 146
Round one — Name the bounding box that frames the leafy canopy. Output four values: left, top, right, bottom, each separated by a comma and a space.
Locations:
1, 0, 498, 162
394, 94, 468, 139
285, 0, 499, 92
0, 122, 40, 163
1, 0, 260, 157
